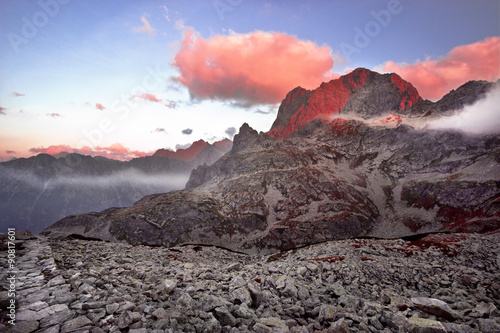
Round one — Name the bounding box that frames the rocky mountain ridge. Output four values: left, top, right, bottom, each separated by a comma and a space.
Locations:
0, 140, 232, 233
42, 68, 500, 254
268, 68, 422, 138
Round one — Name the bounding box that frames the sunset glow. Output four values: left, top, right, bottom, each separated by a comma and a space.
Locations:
1, 0, 498, 161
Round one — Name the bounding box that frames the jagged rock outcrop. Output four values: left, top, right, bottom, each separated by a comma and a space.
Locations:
268, 68, 422, 138
0, 140, 232, 232
42, 69, 500, 254
401, 79, 498, 117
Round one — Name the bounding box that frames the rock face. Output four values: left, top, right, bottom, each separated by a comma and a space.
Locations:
0, 140, 232, 233
42, 69, 500, 254
268, 68, 422, 138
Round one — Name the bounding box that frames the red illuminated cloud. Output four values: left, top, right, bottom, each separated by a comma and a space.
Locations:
131, 93, 162, 102
30, 145, 76, 155
382, 37, 500, 100
95, 103, 106, 110
29, 144, 152, 161
173, 30, 335, 104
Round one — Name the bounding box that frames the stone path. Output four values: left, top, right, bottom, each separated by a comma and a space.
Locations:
1, 232, 500, 332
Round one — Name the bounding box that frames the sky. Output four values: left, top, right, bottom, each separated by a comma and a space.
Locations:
0, 0, 499, 161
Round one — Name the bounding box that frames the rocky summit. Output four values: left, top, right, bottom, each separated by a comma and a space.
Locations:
268, 68, 422, 139
1, 232, 499, 332
42, 68, 500, 255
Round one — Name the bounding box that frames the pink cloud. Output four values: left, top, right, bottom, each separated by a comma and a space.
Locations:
382, 37, 500, 100
29, 143, 153, 161
95, 103, 106, 110
12, 91, 25, 97
132, 15, 156, 36
47, 113, 62, 118
173, 30, 335, 104
131, 93, 162, 102
0, 107, 6, 115
30, 145, 75, 155
94, 143, 151, 160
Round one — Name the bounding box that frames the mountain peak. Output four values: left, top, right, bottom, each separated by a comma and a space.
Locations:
231, 123, 261, 153
268, 68, 422, 138
153, 139, 208, 162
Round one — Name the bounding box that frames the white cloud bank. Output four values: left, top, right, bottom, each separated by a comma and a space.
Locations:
428, 86, 500, 134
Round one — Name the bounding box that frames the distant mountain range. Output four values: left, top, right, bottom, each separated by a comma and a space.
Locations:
37, 68, 500, 253
0, 140, 232, 232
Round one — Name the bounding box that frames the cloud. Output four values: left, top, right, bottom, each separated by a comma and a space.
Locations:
6, 150, 15, 154
30, 145, 77, 156
132, 15, 156, 36
160, 5, 171, 21
151, 128, 167, 134
381, 37, 500, 100
173, 30, 336, 105
225, 127, 236, 137
95, 143, 151, 160
12, 92, 25, 97
29, 143, 153, 161
174, 19, 192, 32
228, 100, 255, 109
131, 93, 162, 102
182, 128, 193, 135
427, 85, 500, 134
95, 103, 106, 110
255, 108, 271, 115
164, 101, 177, 108
175, 143, 191, 150
47, 113, 62, 118
0, 107, 6, 115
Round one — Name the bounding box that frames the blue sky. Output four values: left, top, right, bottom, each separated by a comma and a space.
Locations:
0, 0, 498, 160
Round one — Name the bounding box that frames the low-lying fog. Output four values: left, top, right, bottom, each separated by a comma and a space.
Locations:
428, 86, 500, 134
0, 168, 190, 233
0, 168, 190, 191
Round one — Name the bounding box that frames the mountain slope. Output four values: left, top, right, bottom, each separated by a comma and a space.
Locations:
42, 69, 500, 254
0, 140, 232, 232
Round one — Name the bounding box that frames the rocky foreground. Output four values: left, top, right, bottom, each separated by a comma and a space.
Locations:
1, 232, 500, 332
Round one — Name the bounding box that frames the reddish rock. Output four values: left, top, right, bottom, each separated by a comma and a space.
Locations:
214, 139, 232, 148
268, 68, 422, 138
390, 73, 422, 110
372, 114, 403, 126
153, 139, 208, 162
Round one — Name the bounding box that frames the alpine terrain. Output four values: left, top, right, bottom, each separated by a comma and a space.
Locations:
42, 68, 500, 254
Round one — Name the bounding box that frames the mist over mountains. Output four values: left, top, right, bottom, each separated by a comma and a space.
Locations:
0, 140, 232, 232
42, 68, 500, 254
428, 85, 500, 134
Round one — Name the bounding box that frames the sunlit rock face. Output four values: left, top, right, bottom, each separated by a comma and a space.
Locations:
268, 68, 422, 138
0, 140, 232, 233
43, 69, 500, 254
